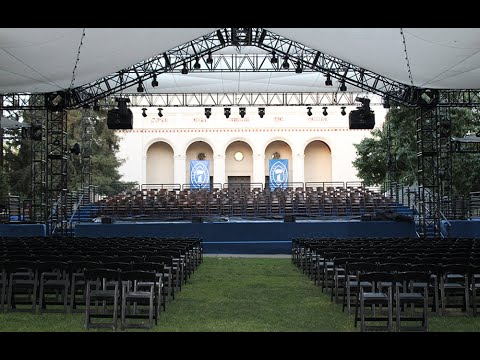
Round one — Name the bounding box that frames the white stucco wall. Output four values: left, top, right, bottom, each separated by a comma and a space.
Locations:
116, 105, 387, 186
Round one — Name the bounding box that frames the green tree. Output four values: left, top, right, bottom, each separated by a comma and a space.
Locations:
3, 104, 135, 199
353, 105, 480, 195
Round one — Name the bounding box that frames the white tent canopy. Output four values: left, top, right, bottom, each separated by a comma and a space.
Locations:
1, 28, 479, 94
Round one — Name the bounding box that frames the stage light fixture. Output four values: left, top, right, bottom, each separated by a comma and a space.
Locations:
295, 61, 302, 74
158, 108, 163, 117
325, 73, 333, 86
206, 51, 213, 64
383, 97, 390, 109
341, 106, 346, 116
224, 107, 231, 118
258, 107, 265, 118
181, 62, 188, 75
93, 100, 100, 111
205, 108, 211, 119
322, 107, 328, 116
270, 51, 278, 64
239, 107, 246, 118
151, 74, 158, 87
340, 80, 347, 92
142, 108, 147, 117
70, 143, 81, 155
307, 106, 312, 116
282, 56, 290, 69
194, 57, 201, 69
137, 81, 144, 93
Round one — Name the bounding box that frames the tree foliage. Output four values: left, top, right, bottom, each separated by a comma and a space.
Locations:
2, 106, 134, 199
353, 105, 480, 195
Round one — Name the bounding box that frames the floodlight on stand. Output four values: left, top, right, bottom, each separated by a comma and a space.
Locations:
181, 62, 188, 75
307, 107, 312, 116
205, 108, 211, 119
151, 74, 158, 87
194, 57, 201, 69
270, 51, 278, 64
137, 81, 144, 93
206, 51, 213, 64
340, 80, 347, 92
239, 107, 246, 118
322, 107, 328, 116
295, 61, 303, 74
93, 100, 100, 111
325, 73, 333, 86
224, 107, 231, 118
282, 56, 290, 69
258, 107, 265, 118
341, 106, 346, 116
142, 108, 147, 117
158, 108, 163, 117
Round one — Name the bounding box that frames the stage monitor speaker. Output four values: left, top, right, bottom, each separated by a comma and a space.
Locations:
101, 217, 113, 224
107, 107, 133, 129
192, 216, 203, 223
284, 215, 296, 223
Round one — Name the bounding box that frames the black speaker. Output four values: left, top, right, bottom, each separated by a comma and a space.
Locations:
101, 217, 113, 224
349, 109, 375, 129
107, 107, 133, 129
284, 215, 296, 223
192, 216, 203, 223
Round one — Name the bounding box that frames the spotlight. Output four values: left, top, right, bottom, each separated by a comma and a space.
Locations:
295, 61, 302, 74
181, 62, 188, 75
194, 57, 201, 69
205, 108, 211, 119
282, 56, 290, 69
137, 81, 144, 93
239, 107, 246, 118
307, 106, 312, 116
151, 74, 158, 87
325, 73, 333, 86
206, 51, 213, 64
258, 107, 265, 118
383, 96, 391, 109
270, 51, 278, 64
322, 107, 328, 116
93, 100, 100, 111
340, 80, 347, 92
142, 108, 147, 117
224, 107, 231, 118
341, 106, 346, 116
158, 108, 163, 117
70, 143, 81, 155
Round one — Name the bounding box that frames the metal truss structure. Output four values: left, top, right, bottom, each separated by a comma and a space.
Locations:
80, 108, 93, 204
0, 27, 479, 237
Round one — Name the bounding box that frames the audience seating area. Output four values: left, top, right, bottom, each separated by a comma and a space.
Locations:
292, 237, 480, 332
96, 183, 401, 219
0, 236, 203, 331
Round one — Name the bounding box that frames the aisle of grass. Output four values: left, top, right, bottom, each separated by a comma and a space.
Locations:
1, 257, 480, 331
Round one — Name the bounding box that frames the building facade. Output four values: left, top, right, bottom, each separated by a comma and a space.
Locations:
116, 105, 387, 188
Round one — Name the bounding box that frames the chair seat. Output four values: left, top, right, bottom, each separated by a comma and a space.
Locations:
90, 289, 117, 299
43, 280, 69, 287
396, 293, 425, 301
348, 281, 372, 288
363, 293, 389, 301
443, 283, 466, 289
124, 291, 153, 299
11, 279, 35, 286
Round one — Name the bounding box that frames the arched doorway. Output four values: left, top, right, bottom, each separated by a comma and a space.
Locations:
185, 141, 214, 187
146, 141, 174, 185
264, 140, 293, 186
225, 141, 253, 187
304, 140, 332, 182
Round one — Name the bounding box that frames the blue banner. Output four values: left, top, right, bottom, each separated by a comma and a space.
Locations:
190, 160, 210, 190
269, 159, 288, 191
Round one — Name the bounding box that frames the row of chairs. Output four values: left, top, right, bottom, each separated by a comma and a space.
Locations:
0, 236, 203, 331
292, 237, 480, 331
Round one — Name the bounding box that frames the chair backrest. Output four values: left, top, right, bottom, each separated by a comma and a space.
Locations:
100, 261, 132, 272
395, 271, 431, 284
84, 268, 119, 282
120, 270, 157, 283
131, 262, 165, 274
358, 271, 394, 284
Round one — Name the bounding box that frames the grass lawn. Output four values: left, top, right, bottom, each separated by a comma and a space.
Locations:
0, 257, 480, 332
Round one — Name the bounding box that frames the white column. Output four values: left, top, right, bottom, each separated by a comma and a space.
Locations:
252, 153, 265, 185
292, 153, 305, 184
213, 153, 225, 186
174, 154, 187, 186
